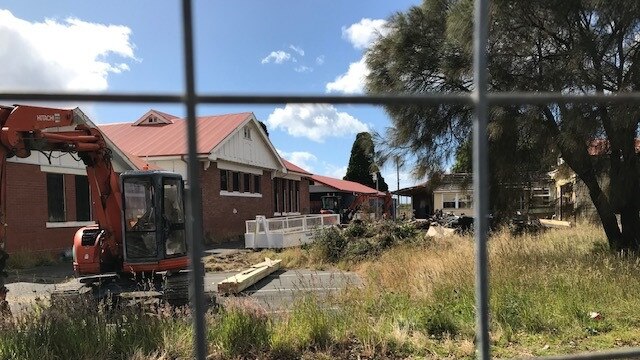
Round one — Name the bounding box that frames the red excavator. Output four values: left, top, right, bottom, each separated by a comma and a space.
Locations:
0, 104, 190, 305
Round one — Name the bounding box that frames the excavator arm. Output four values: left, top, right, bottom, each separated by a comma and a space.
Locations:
0, 104, 124, 279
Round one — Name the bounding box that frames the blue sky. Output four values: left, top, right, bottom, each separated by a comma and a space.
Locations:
0, 0, 422, 189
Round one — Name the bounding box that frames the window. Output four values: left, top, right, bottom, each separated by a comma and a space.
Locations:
282, 179, 288, 212
123, 178, 156, 232
295, 182, 299, 212
243, 173, 251, 192
220, 170, 228, 191
243, 126, 251, 139
289, 180, 294, 212
442, 193, 456, 209
163, 178, 186, 257
274, 178, 280, 212
232, 172, 240, 192
458, 194, 473, 208
47, 173, 65, 222
531, 188, 551, 208
75, 175, 91, 221
254, 174, 261, 194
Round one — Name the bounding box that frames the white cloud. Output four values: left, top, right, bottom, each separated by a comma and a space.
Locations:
261, 50, 291, 64
321, 163, 348, 179
325, 57, 369, 94
277, 149, 317, 172
267, 104, 368, 143
315, 55, 325, 65
294, 65, 313, 73
341, 18, 390, 50
289, 45, 305, 56
0, 10, 136, 92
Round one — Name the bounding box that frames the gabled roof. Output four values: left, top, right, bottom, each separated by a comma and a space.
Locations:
282, 159, 311, 175
99, 111, 253, 157
310, 174, 383, 195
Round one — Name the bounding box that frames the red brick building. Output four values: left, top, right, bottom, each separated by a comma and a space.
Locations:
3, 108, 312, 255
100, 110, 312, 243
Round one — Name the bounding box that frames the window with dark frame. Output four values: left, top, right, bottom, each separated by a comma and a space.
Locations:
295, 181, 299, 212
289, 180, 294, 212
220, 170, 228, 191
75, 175, 91, 221
47, 173, 65, 222
243, 173, 251, 192
282, 179, 288, 212
273, 178, 280, 212
254, 174, 261, 194
232, 171, 240, 192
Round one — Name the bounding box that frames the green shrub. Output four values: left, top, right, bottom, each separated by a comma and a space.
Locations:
344, 239, 375, 261
314, 226, 348, 262
344, 221, 368, 238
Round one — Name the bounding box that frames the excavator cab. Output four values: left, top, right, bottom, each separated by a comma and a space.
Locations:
121, 171, 188, 270
320, 195, 342, 214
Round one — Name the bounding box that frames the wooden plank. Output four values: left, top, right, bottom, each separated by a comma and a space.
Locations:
539, 219, 572, 228
217, 258, 282, 295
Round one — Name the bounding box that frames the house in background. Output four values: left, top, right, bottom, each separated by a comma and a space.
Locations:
4, 109, 139, 255
394, 172, 556, 219
100, 109, 311, 242
432, 173, 474, 216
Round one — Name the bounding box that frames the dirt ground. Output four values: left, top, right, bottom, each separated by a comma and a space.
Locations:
4, 242, 262, 313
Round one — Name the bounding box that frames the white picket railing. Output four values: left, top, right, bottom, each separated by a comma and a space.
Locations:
245, 214, 340, 249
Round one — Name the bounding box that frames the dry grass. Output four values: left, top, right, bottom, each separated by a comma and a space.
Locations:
5, 222, 640, 359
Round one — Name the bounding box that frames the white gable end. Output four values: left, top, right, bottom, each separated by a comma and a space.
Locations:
212, 119, 281, 170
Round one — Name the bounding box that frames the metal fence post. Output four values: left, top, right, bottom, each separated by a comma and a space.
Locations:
180, 0, 207, 358
472, 0, 491, 359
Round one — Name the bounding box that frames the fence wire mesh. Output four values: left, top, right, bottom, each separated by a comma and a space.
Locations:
3, 0, 640, 359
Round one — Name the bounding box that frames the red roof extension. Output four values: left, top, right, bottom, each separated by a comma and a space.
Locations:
99, 112, 252, 157
282, 159, 311, 175
310, 174, 384, 195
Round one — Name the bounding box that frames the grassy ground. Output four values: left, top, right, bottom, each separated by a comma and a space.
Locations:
2, 221, 640, 359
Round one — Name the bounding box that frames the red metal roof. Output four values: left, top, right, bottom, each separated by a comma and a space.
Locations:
311, 174, 383, 195
588, 139, 640, 156
282, 159, 311, 175
124, 152, 162, 170
99, 111, 253, 157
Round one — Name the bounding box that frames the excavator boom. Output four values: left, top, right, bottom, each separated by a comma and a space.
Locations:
0, 105, 124, 275
0, 104, 190, 306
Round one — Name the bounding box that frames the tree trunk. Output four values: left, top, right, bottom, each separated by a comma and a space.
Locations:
580, 170, 623, 250
620, 204, 640, 251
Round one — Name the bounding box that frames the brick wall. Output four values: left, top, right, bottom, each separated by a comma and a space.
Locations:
199, 162, 311, 242
5, 163, 82, 255
4, 161, 313, 252
200, 163, 273, 242
299, 178, 310, 214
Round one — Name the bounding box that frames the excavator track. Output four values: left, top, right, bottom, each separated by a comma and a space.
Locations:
49, 271, 191, 309
162, 271, 190, 306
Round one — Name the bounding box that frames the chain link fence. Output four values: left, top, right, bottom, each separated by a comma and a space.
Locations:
2, 0, 640, 358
